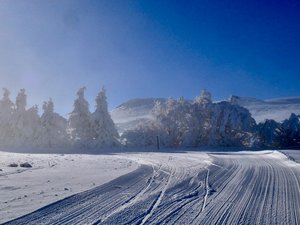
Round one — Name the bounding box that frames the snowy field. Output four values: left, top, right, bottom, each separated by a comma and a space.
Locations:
1, 150, 300, 224
0, 152, 139, 223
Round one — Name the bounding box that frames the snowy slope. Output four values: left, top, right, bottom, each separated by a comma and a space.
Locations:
3, 150, 300, 224
111, 96, 300, 132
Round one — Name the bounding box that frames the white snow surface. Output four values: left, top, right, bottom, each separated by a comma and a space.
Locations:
0, 151, 139, 223
1, 150, 299, 224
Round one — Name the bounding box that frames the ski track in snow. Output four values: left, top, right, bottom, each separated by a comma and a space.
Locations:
139, 157, 174, 225
201, 168, 209, 212
3, 151, 300, 225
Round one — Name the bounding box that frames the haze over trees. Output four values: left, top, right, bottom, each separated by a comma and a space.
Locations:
0, 87, 119, 150
0, 87, 299, 151
90, 87, 120, 147
40, 99, 68, 148
68, 87, 94, 148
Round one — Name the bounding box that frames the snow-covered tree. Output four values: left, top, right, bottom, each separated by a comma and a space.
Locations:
90, 87, 119, 147
190, 90, 214, 145
10, 89, 42, 147
11, 89, 28, 146
0, 88, 14, 111
40, 99, 68, 147
0, 88, 14, 145
148, 96, 209, 147
124, 90, 258, 147
152, 98, 193, 147
122, 121, 160, 147
207, 101, 256, 146
23, 105, 42, 146
67, 87, 93, 147
195, 89, 212, 105
16, 88, 26, 112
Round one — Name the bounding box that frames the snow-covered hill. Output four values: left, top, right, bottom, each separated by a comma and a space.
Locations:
110, 98, 166, 133
111, 96, 300, 132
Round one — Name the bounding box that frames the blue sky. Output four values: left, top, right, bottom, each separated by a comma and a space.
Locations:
0, 0, 299, 116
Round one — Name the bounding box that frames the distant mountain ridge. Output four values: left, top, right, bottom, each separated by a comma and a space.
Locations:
234, 96, 300, 123
111, 96, 300, 133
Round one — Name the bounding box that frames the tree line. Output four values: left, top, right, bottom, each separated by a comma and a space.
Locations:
0, 87, 119, 149
122, 90, 300, 148
0, 88, 299, 150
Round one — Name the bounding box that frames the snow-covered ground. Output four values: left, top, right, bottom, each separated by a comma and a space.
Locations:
1, 150, 299, 224
0, 151, 139, 223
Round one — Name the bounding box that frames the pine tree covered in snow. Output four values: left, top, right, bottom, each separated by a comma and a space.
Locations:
90, 87, 119, 147
11, 89, 42, 147
0, 87, 122, 150
0, 88, 14, 145
67, 87, 93, 147
40, 99, 68, 147
24, 105, 42, 146
16, 88, 27, 111
11, 89, 27, 145
11, 89, 26, 145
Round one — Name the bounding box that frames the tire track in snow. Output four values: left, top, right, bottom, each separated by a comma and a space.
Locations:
196, 152, 300, 225
98, 162, 156, 223
3, 165, 154, 225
